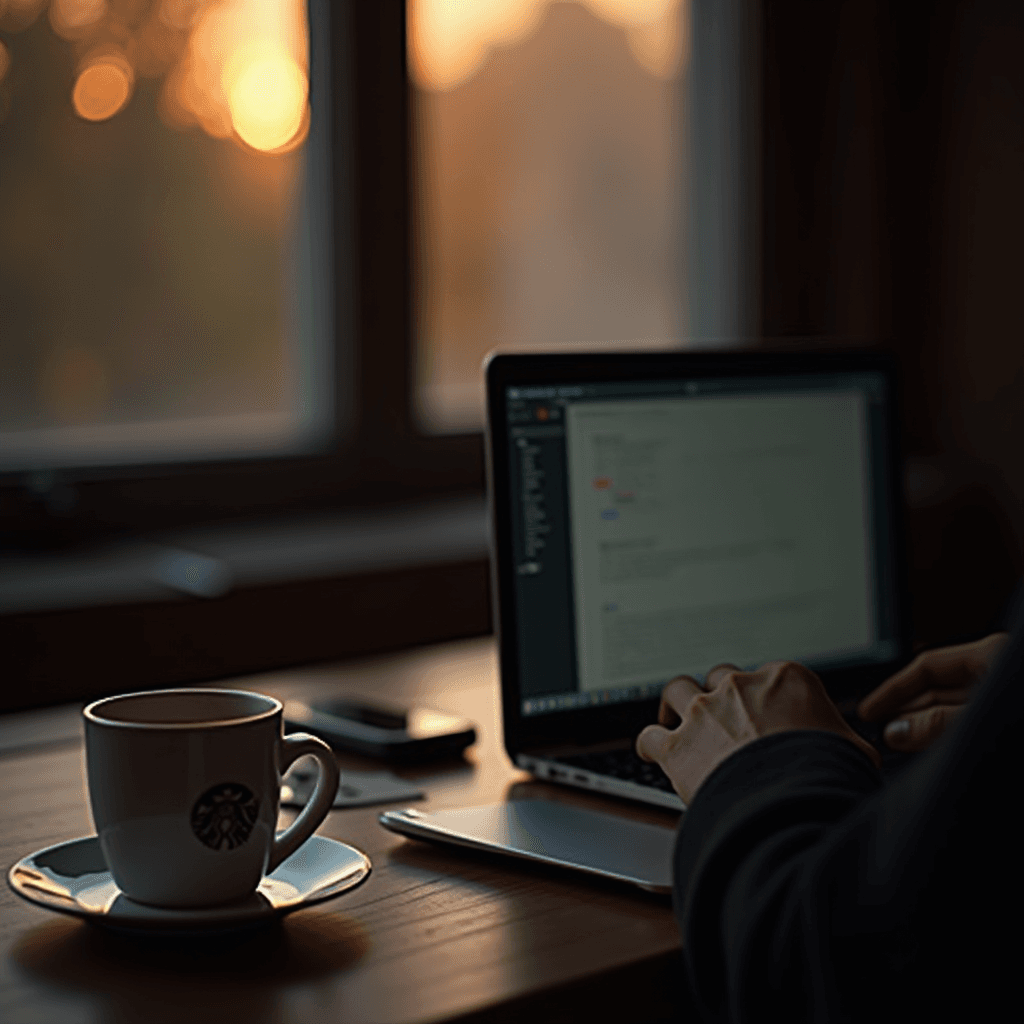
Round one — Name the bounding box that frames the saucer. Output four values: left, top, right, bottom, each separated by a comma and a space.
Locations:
7, 834, 371, 934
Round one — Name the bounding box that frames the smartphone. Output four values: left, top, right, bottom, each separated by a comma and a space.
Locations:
283, 697, 476, 763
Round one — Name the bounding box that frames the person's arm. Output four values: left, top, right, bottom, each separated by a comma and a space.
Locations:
638, 609, 1023, 1022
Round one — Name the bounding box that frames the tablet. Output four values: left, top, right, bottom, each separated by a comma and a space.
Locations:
379, 799, 676, 893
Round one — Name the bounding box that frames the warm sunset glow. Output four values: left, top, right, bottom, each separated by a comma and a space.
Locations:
158, 0, 202, 32
49, 0, 107, 39
409, 0, 544, 92
408, 0, 685, 91
159, 0, 308, 152
581, 0, 676, 29
73, 56, 132, 121
6, 0, 310, 148
626, 4, 686, 79
225, 45, 307, 151
0, 40, 10, 83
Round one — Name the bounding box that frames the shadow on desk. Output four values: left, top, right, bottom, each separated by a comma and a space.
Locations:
10, 911, 370, 1024
12, 911, 694, 1024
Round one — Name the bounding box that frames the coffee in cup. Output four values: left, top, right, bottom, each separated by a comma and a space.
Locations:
83, 688, 340, 909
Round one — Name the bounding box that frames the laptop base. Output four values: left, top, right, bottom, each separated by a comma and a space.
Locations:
517, 752, 686, 811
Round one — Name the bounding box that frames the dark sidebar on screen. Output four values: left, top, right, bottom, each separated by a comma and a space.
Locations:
507, 409, 580, 702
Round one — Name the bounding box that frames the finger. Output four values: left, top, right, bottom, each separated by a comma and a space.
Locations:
860, 636, 1008, 721
858, 659, 931, 720
980, 632, 1011, 660
636, 723, 671, 763
858, 653, 947, 720
883, 705, 963, 752
659, 676, 702, 725
704, 663, 743, 690
899, 688, 974, 712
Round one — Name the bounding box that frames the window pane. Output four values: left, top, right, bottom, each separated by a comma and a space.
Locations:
409, 0, 689, 432
0, 0, 332, 470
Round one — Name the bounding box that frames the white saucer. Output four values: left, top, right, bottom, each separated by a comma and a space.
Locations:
7, 834, 371, 934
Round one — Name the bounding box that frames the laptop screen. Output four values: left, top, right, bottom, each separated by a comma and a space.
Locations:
499, 370, 901, 718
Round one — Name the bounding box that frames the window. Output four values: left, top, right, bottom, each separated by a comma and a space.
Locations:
1, 5, 494, 714
0, 2, 482, 549
408, 0, 691, 432
1, 0, 332, 469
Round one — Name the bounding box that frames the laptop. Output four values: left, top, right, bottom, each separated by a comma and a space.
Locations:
484, 350, 912, 811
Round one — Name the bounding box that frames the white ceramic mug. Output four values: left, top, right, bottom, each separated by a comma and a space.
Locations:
83, 688, 340, 909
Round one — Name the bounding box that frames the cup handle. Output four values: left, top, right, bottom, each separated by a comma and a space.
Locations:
269, 732, 340, 873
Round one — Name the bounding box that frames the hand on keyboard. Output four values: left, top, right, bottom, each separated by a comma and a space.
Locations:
857, 633, 1010, 752
636, 661, 881, 805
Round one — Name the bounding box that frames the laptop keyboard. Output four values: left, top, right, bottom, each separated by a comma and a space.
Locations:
553, 706, 917, 794
554, 748, 676, 792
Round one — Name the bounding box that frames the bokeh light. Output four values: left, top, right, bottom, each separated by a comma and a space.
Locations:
581, 0, 676, 29
158, 0, 202, 32
4, 0, 309, 144
626, 4, 686, 79
408, 0, 685, 91
225, 44, 306, 151
408, 0, 545, 92
73, 54, 133, 121
49, 0, 107, 39
158, 0, 308, 152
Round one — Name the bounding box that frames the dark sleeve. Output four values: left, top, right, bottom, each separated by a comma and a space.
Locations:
673, 603, 1024, 1024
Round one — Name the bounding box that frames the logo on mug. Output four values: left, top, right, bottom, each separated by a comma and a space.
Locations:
191, 782, 260, 850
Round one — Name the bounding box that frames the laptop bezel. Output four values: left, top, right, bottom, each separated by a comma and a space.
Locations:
484, 349, 911, 764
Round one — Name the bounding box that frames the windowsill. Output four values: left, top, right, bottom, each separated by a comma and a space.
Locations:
0, 496, 490, 616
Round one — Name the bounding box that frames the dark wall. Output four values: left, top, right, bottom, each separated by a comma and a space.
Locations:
760, 0, 1024, 643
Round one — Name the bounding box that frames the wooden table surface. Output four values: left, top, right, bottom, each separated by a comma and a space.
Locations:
1, 637, 688, 1024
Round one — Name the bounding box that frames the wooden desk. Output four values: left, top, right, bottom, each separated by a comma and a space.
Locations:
1, 637, 688, 1024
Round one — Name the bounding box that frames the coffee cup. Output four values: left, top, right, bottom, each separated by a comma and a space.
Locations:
83, 688, 340, 909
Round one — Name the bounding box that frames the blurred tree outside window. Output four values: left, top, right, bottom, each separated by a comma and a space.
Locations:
0, 0, 326, 471
409, 0, 690, 433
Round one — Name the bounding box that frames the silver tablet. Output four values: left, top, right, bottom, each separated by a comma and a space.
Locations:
379, 799, 676, 893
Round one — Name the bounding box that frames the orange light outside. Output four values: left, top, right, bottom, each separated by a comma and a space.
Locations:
224, 42, 306, 152
0, 40, 10, 84
50, 0, 106, 39
162, 0, 309, 153
408, 0, 685, 92
4, 0, 309, 152
5, 2, 679, 146
73, 55, 132, 121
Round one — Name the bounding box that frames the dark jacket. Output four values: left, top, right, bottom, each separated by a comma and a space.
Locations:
673, 593, 1024, 1023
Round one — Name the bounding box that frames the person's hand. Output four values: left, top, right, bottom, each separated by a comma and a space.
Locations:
857, 632, 1009, 752
636, 661, 881, 805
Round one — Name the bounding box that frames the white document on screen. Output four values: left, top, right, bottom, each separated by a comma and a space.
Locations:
564, 391, 876, 693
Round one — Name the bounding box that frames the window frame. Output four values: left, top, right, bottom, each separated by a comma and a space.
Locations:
0, 1, 485, 550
